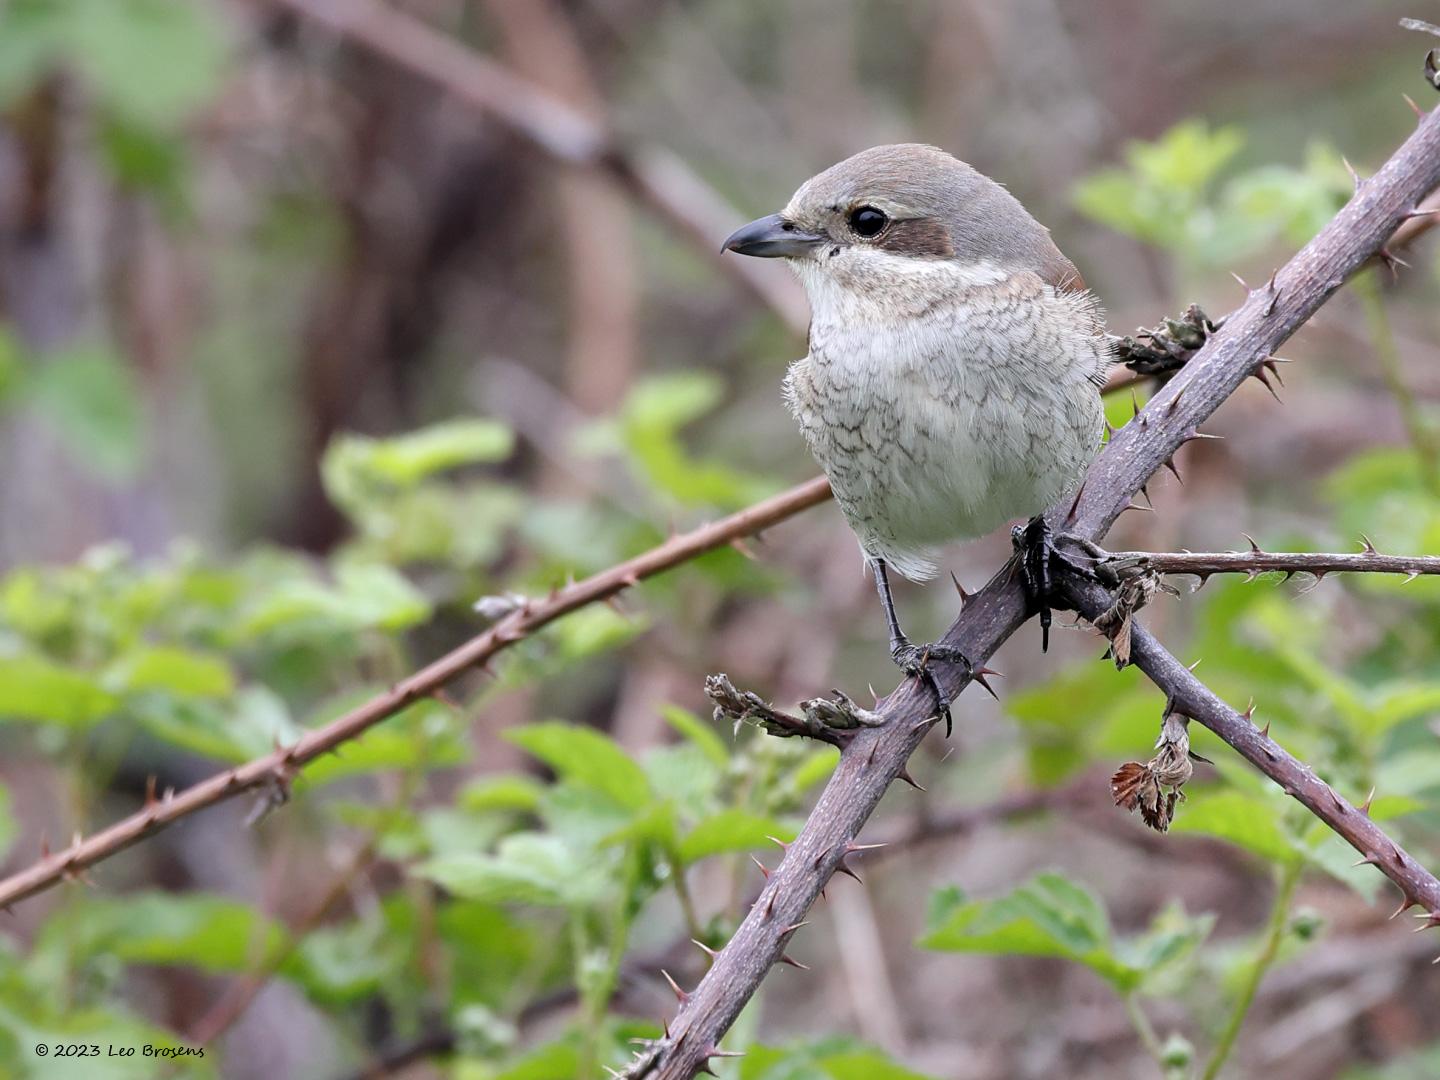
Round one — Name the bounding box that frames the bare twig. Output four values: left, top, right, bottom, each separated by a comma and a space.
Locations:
623, 101, 1440, 1080
0, 478, 833, 910
256, 0, 810, 334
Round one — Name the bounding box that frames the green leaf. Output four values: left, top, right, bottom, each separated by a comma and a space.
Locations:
459, 775, 546, 815
920, 871, 1140, 991
52, 893, 285, 974
506, 722, 652, 811
662, 704, 729, 768
25, 346, 144, 480
678, 809, 795, 865
322, 419, 514, 510
0, 654, 117, 725
415, 834, 607, 906
65, 0, 229, 125
740, 1038, 939, 1079
1168, 789, 1301, 866
104, 645, 234, 698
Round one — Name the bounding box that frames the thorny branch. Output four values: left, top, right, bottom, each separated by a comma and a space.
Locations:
0, 479, 833, 909
621, 97, 1440, 1079
1092, 543, 1440, 584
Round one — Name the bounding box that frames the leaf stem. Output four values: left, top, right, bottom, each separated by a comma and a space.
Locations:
1123, 991, 1165, 1064
1200, 859, 1302, 1080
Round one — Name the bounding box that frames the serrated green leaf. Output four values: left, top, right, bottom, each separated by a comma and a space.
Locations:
459, 775, 546, 815
506, 722, 651, 811
0, 654, 117, 725
662, 704, 729, 767
1169, 789, 1301, 866
104, 645, 234, 698
678, 809, 795, 865
415, 834, 607, 907
920, 871, 1139, 991
52, 893, 285, 974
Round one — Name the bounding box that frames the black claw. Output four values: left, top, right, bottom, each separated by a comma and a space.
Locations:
1013, 517, 1056, 651
890, 640, 969, 737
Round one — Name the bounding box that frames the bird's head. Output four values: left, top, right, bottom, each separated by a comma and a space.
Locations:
722, 143, 1081, 300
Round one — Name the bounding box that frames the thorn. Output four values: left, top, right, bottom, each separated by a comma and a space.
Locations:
834, 860, 863, 884
706, 1047, 745, 1060
1122, 499, 1153, 515
730, 537, 758, 561
896, 768, 926, 792
1342, 155, 1362, 192
1252, 366, 1283, 401
846, 840, 887, 852
779, 952, 810, 970
1403, 206, 1440, 220
781, 920, 810, 935
1103, 417, 1116, 438
1183, 429, 1224, 442
1391, 895, 1418, 920
693, 939, 719, 960
1130, 388, 1141, 420
1360, 534, 1379, 555
1261, 719, 1272, 739
1187, 658, 1202, 672
866, 742, 878, 767
620, 571, 641, 589
1353, 854, 1382, 868
1404, 92, 1424, 119
1264, 270, 1280, 315
1138, 482, 1153, 509
748, 854, 770, 880
767, 835, 791, 852
765, 889, 777, 918
1230, 270, 1250, 291
950, 572, 971, 608
1262, 358, 1285, 386
1165, 386, 1185, 415
1066, 480, 1087, 523
660, 969, 689, 1003
972, 666, 1002, 701
1329, 788, 1345, 811
911, 715, 942, 733
1360, 787, 1375, 816
1162, 456, 1183, 485
144, 775, 158, 808
1243, 533, 1263, 554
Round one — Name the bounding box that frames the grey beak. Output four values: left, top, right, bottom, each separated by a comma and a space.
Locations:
722, 213, 823, 258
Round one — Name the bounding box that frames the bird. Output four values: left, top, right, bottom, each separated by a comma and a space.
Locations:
723, 143, 1110, 726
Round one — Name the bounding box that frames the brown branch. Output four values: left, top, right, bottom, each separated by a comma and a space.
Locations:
1094, 546, 1440, 582
256, 0, 811, 335
624, 101, 1440, 1079
1067, 575, 1440, 920
0, 477, 833, 910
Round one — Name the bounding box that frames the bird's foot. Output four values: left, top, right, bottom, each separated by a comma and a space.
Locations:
890, 638, 970, 737
1112, 303, 1218, 376
1011, 517, 1101, 652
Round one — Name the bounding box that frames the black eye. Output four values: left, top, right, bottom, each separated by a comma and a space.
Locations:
848, 206, 888, 238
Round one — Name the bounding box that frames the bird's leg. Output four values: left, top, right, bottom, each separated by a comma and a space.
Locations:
1012, 519, 1105, 654
871, 558, 970, 736
1012, 516, 1059, 652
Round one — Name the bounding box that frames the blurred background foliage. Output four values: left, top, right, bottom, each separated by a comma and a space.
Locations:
0, 1, 1438, 1078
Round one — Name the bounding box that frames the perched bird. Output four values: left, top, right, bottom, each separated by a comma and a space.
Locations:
723, 144, 1109, 722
